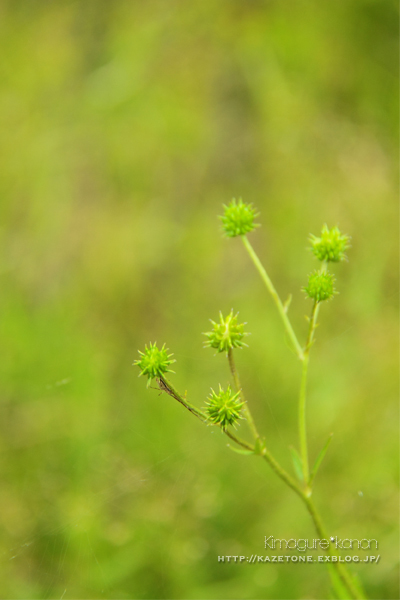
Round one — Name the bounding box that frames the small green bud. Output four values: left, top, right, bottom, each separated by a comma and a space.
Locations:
134, 342, 175, 385
204, 310, 249, 354
205, 384, 244, 429
303, 270, 337, 303
220, 198, 259, 237
309, 225, 350, 262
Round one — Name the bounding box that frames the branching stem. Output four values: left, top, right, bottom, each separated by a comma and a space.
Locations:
155, 377, 362, 599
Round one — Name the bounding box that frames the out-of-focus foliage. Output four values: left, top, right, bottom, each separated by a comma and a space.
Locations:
0, 1, 397, 598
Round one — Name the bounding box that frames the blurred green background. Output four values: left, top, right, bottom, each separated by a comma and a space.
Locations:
0, 1, 398, 598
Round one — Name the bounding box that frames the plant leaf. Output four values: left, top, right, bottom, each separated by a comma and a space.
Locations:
227, 444, 254, 456
309, 433, 333, 486
289, 446, 304, 482
283, 293, 292, 313
254, 437, 266, 456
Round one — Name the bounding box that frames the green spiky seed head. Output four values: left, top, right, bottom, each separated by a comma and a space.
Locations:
220, 198, 260, 237
204, 310, 249, 354
205, 384, 244, 429
303, 270, 337, 303
134, 342, 175, 385
309, 225, 351, 262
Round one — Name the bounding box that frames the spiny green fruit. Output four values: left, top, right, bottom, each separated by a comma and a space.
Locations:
310, 225, 350, 263
303, 270, 337, 303
204, 310, 249, 354
205, 384, 244, 429
220, 199, 260, 237
134, 342, 175, 386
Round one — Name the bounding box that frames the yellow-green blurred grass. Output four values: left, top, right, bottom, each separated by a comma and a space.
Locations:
0, 1, 398, 598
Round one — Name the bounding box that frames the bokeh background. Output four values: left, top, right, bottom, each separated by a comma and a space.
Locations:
0, 1, 398, 598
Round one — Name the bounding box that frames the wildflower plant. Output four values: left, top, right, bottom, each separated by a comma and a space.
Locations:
135, 201, 364, 599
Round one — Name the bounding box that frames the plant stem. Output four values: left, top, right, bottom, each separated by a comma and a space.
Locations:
227, 347, 260, 440
158, 376, 206, 421
298, 357, 310, 484
224, 429, 255, 452
261, 449, 363, 598
241, 235, 304, 361
303, 496, 364, 599
261, 447, 304, 498
298, 301, 320, 484
258, 448, 362, 598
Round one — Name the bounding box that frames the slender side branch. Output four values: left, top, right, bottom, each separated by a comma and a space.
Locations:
224, 429, 255, 452
241, 235, 304, 361
157, 376, 206, 421
298, 301, 320, 485
227, 348, 260, 440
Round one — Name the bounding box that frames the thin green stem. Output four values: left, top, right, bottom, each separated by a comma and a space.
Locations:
158, 376, 206, 421
260, 452, 363, 598
224, 429, 255, 452
241, 235, 304, 361
261, 446, 304, 498
227, 347, 260, 440
298, 301, 320, 485
303, 496, 364, 599
298, 355, 310, 484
